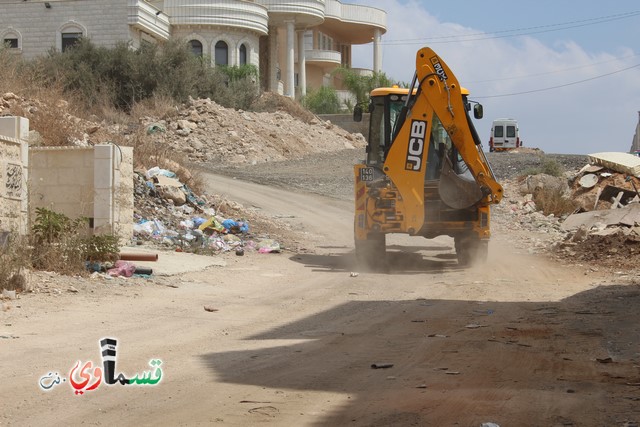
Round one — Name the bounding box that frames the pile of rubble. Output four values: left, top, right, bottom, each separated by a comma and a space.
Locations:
139, 96, 365, 165
554, 152, 640, 269
494, 152, 640, 270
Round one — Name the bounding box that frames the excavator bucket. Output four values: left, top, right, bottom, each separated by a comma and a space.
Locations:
438, 156, 483, 209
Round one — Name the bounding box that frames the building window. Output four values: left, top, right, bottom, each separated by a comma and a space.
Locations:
318, 33, 333, 51
3, 38, 18, 49
304, 32, 313, 50
189, 40, 203, 57
61, 32, 82, 52
239, 44, 247, 66
215, 41, 228, 66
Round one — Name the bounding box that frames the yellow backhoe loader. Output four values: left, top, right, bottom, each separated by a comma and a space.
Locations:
353, 47, 503, 267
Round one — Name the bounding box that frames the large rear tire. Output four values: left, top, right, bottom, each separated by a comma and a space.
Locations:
454, 235, 488, 267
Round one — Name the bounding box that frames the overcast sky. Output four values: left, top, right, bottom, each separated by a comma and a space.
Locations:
350, 0, 640, 155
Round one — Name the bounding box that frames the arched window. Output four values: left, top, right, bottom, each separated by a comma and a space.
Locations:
2, 30, 19, 49
59, 22, 86, 53
239, 44, 247, 66
214, 40, 228, 66
189, 39, 203, 57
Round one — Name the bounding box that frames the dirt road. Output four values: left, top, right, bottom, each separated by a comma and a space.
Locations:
2, 171, 639, 426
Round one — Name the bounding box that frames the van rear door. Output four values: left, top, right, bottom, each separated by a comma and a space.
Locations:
505, 124, 518, 148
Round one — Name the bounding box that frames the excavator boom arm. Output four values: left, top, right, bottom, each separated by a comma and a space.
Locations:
382, 47, 503, 233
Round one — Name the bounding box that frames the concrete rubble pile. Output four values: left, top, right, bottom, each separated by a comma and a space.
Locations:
553, 152, 640, 268
492, 152, 640, 269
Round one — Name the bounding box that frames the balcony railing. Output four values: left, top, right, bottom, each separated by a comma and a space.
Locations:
127, 0, 170, 40
324, 0, 386, 30
305, 49, 341, 65
162, 0, 268, 34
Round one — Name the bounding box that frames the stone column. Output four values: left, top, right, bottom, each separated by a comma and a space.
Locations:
298, 30, 307, 97
285, 20, 295, 98
373, 28, 382, 73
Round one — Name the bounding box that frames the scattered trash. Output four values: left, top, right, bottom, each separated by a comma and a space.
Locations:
235, 247, 245, 256
596, 357, 613, 364
107, 260, 136, 278
481, 423, 500, 427
349, 272, 359, 277
134, 267, 153, 276
416, 384, 427, 389
204, 306, 219, 312
132, 166, 275, 256
257, 239, 281, 254
465, 324, 488, 329
68, 286, 79, 293
248, 406, 279, 417
371, 363, 394, 369
146, 123, 166, 135
427, 334, 449, 338
578, 173, 598, 188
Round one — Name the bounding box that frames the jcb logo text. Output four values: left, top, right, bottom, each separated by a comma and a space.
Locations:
405, 120, 427, 171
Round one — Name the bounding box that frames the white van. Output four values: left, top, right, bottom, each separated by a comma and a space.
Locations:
489, 119, 520, 152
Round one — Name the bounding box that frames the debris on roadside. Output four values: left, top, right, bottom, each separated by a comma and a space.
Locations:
371, 363, 394, 369
490, 151, 640, 271
133, 165, 282, 256
552, 153, 640, 270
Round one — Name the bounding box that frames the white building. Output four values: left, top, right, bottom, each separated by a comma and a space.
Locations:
0, 0, 386, 99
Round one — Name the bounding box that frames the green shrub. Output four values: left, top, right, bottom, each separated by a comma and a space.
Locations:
521, 159, 565, 178
23, 38, 260, 112
303, 86, 341, 114
81, 234, 120, 262
30, 207, 120, 273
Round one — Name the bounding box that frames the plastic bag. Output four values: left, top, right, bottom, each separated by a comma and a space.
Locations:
107, 260, 136, 278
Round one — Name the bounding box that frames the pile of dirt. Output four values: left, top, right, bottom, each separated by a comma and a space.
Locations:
138, 96, 365, 165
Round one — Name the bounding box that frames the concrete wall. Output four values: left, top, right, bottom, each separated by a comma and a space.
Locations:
0, 117, 29, 235
0, 0, 131, 59
29, 144, 134, 242
318, 113, 370, 138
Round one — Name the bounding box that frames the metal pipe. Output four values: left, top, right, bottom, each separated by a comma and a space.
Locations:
118, 252, 158, 262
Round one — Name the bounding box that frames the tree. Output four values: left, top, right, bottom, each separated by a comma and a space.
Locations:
334, 67, 395, 111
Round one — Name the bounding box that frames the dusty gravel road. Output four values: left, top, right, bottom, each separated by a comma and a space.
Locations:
2, 155, 640, 426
